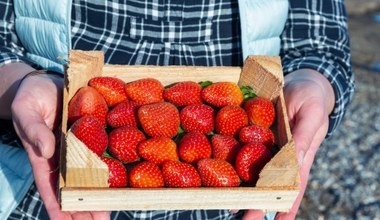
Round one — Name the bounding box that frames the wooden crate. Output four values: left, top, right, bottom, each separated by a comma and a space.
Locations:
59, 50, 300, 212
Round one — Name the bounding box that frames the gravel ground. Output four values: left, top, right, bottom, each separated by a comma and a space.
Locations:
297, 1, 380, 219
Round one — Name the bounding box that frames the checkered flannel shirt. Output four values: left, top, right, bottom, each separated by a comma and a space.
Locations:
0, 0, 354, 137
1, 0, 354, 219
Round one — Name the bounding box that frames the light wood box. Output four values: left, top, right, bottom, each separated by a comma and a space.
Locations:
59, 50, 300, 212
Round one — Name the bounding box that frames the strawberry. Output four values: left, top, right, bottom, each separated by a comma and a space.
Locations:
70, 116, 108, 156
211, 134, 241, 164
138, 102, 180, 138
68, 86, 108, 127
162, 160, 201, 188
124, 78, 164, 105
108, 126, 146, 163
88, 76, 128, 107
201, 82, 243, 107
215, 105, 248, 137
137, 137, 179, 165
238, 125, 275, 148
180, 104, 214, 134
163, 81, 202, 107
235, 142, 273, 184
178, 132, 212, 164
244, 97, 275, 128
197, 158, 240, 187
106, 101, 139, 128
101, 156, 128, 187
129, 161, 164, 188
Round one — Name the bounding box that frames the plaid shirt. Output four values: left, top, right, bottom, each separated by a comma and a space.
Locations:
0, 0, 354, 137
1, 0, 354, 219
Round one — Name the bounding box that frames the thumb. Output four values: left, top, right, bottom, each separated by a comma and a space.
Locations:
13, 111, 56, 159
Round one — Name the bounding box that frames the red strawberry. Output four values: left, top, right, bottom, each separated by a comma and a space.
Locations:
201, 82, 243, 107
244, 97, 275, 128
108, 126, 146, 163
162, 160, 201, 188
101, 156, 128, 187
68, 86, 108, 127
180, 104, 215, 134
178, 132, 212, 164
129, 161, 164, 188
70, 116, 108, 156
211, 134, 241, 164
106, 101, 139, 128
138, 102, 180, 138
197, 158, 240, 187
235, 142, 273, 184
163, 81, 202, 107
124, 78, 164, 105
88, 76, 128, 107
215, 105, 248, 137
137, 137, 179, 165
238, 125, 275, 148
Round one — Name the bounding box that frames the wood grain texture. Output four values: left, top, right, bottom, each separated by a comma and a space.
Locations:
59, 50, 300, 211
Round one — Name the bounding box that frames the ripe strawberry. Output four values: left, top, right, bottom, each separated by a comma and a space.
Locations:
88, 76, 128, 107
197, 158, 240, 187
106, 101, 139, 128
215, 105, 248, 137
180, 104, 214, 134
138, 102, 180, 138
211, 134, 241, 164
235, 142, 273, 184
129, 161, 164, 188
238, 125, 275, 148
108, 126, 146, 163
201, 82, 243, 107
70, 116, 108, 156
178, 132, 212, 163
137, 137, 179, 165
162, 160, 201, 188
124, 78, 164, 105
163, 81, 202, 107
101, 156, 128, 187
68, 86, 108, 127
244, 97, 275, 128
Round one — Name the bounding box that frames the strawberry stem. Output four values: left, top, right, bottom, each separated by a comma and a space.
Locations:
200, 81, 213, 88
241, 85, 256, 102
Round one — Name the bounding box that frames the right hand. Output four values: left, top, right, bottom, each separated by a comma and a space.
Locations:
11, 72, 110, 220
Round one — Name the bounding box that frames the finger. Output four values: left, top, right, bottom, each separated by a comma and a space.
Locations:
12, 109, 56, 159
290, 102, 325, 165
71, 211, 110, 220
242, 210, 265, 220
91, 211, 111, 220
276, 125, 328, 220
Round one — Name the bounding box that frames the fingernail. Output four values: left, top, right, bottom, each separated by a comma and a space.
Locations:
36, 140, 46, 157
229, 209, 238, 214
298, 150, 304, 166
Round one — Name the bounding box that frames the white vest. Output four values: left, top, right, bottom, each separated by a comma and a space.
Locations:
0, 1, 288, 218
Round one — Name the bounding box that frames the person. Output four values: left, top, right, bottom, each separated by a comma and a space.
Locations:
0, 0, 355, 219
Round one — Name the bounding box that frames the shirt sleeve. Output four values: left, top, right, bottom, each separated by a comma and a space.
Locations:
280, 0, 355, 138
0, 0, 38, 68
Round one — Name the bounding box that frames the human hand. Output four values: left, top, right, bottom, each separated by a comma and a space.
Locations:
241, 69, 335, 220
11, 73, 110, 220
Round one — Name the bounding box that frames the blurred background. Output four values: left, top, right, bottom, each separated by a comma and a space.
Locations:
298, 0, 380, 219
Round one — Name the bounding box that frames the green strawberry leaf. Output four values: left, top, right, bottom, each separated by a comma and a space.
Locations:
241, 85, 256, 102
200, 81, 213, 88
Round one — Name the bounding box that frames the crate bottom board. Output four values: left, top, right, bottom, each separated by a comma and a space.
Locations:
60, 187, 298, 212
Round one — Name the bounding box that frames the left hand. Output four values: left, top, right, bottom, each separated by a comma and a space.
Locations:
242, 69, 335, 220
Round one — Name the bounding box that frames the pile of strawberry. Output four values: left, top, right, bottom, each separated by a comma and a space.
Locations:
68, 76, 276, 188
